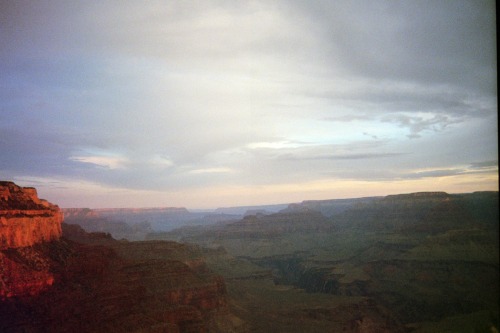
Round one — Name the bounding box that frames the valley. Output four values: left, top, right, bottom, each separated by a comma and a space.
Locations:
1, 182, 498, 332
148, 192, 499, 332
0, 182, 242, 332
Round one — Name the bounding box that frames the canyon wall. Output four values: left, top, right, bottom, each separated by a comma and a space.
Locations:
0, 181, 63, 299
1, 182, 241, 331
0, 181, 62, 250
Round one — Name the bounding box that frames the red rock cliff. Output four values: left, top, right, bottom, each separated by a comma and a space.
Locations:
0, 181, 62, 250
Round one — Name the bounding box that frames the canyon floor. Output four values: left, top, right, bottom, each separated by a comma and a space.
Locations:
149, 192, 499, 332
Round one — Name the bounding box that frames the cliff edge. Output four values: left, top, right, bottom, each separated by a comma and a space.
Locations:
0, 182, 242, 331
0, 181, 62, 250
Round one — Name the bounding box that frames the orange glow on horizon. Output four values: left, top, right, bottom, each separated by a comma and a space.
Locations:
21, 171, 498, 210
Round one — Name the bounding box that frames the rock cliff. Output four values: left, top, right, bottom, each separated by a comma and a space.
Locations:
0, 181, 62, 250
156, 191, 499, 332
0, 182, 241, 332
9, 225, 239, 333
0, 181, 63, 299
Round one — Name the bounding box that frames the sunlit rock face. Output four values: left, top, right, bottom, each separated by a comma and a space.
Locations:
0, 181, 63, 299
1, 199, 238, 331
0, 181, 62, 250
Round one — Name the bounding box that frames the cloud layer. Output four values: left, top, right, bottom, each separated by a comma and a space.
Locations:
0, 0, 497, 208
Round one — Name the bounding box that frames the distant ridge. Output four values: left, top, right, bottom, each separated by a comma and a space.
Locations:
214, 203, 290, 215
283, 196, 382, 217
213, 191, 499, 217
94, 207, 189, 213
384, 191, 450, 200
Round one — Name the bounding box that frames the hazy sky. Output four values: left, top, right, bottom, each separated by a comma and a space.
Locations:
0, 0, 497, 209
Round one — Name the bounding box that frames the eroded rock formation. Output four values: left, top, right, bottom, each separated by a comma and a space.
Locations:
0, 181, 62, 250
0, 181, 63, 299
0, 182, 241, 332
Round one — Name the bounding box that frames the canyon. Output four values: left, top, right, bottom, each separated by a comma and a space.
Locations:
150, 191, 499, 332
0, 181, 63, 299
62, 207, 240, 241
1, 181, 498, 332
0, 182, 241, 332
0, 181, 63, 250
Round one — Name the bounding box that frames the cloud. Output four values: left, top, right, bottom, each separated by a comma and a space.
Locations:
188, 167, 234, 175
469, 160, 498, 170
282, 152, 406, 161
295, 0, 496, 91
318, 79, 496, 138
402, 168, 466, 180
148, 155, 175, 169
381, 113, 461, 139
0, 0, 497, 207
70, 155, 129, 170
400, 161, 498, 181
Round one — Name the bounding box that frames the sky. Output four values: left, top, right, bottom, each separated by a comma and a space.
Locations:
0, 0, 497, 209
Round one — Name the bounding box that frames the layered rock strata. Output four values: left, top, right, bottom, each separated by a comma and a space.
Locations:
1, 182, 240, 331
1, 221, 239, 331
0, 181, 62, 250
1, 181, 63, 298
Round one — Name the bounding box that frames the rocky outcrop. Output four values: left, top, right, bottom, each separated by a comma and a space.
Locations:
0, 181, 62, 250
62, 207, 198, 239
1, 223, 240, 332
1, 182, 241, 331
282, 197, 380, 217
333, 191, 499, 233
0, 181, 63, 299
62, 207, 155, 241
209, 211, 333, 239
0, 246, 56, 299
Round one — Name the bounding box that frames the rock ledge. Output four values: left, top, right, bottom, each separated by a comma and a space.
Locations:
0, 181, 62, 250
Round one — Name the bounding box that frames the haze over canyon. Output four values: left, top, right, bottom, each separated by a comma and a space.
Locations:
1, 1, 497, 331
1, 181, 498, 332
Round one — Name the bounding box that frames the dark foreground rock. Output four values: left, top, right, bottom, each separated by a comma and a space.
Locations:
0, 181, 242, 332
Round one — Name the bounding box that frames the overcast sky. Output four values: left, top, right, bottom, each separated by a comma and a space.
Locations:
0, 0, 497, 209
